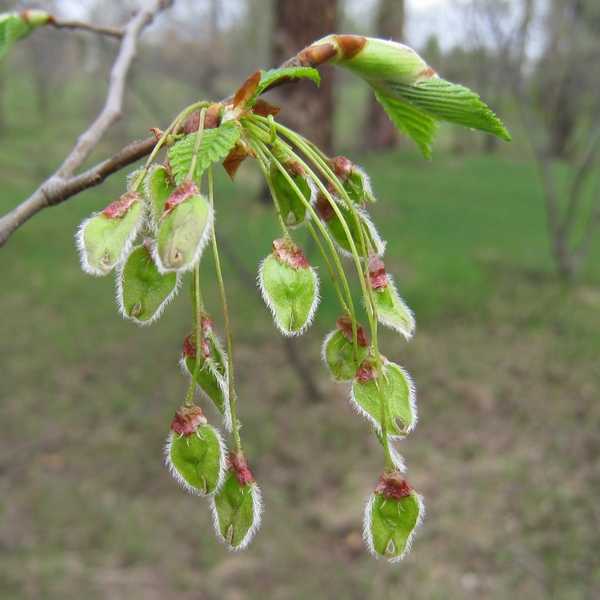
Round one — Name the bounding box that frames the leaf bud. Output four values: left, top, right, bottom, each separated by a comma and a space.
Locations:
308, 35, 436, 93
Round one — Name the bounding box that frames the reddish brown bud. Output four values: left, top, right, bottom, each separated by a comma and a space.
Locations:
228, 451, 255, 486
374, 472, 413, 501
171, 403, 207, 436
272, 238, 309, 269
102, 191, 142, 219
336, 315, 369, 347
368, 254, 388, 290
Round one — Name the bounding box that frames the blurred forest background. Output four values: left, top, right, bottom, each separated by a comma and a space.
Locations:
0, 0, 599, 598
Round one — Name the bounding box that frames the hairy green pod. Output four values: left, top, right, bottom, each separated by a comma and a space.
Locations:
259, 239, 320, 337
166, 404, 226, 496
117, 244, 180, 325
144, 163, 176, 228
351, 359, 417, 438
364, 472, 424, 562
181, 317, 232, 430
328, 156, 375, 206
315, 193, 384, 257
322, 316, 370, 382
154, 181, 213, 273
210, 452, 262, 550
269, 154, 314, 227
76, 191, 144, 276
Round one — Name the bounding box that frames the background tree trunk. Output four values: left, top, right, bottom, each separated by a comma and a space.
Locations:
271, 0, 337, 154
363, 0, 405, 150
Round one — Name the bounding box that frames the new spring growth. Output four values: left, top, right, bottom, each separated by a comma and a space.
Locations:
210, 451, 263, 550
72, 32, 512, 562
166, 403, 227, 496
76, 190, 144, 276
302, 34, 436, 93
364, 472, 424, 562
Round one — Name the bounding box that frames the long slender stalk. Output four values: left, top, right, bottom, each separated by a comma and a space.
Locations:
207, 165, 243, 453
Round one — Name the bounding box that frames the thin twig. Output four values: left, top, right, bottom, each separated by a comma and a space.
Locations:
0, 0, 174, 247
51, 19, 125, 39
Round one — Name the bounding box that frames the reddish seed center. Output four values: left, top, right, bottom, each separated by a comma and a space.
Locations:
375, 473, 413, 500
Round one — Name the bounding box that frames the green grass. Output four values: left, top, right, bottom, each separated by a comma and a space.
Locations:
1, 72, 600, 599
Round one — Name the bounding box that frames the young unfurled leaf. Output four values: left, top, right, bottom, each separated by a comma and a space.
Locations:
351, 358, 417, 438
367, 254, 415, 339
143, 163, 176, 227
390, 78, 511, 142
117, 244, 180, 325
259, 238, 320, 336
181, 316, 232, 430
249, 67, 321, 106
322, 315, 370, 383
154, 181, 213, 273
302, 35, 510, 157
269, 151, 315, 227
166, 403, 227, 496
315, 192, 384, 257
364, 472, 424, 562
210, 452, 262, 550
76, 191, 144, 276
0, 10, 53, 61
373, 89, 438, 160
167, 122, 242, 185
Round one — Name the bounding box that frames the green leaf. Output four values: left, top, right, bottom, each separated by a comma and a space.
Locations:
391, 78, 511, 141
167, 122, 242, 185
373, 89, 438, 159
0, 11, 52, 61
250, 67, 321, 105
117, 245, 179, 325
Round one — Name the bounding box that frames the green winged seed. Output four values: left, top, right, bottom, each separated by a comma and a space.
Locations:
183, 356, 230, 424
351, 359, 417, 437
117, 244, 180, 325
144, 163, 176, 228
315, 193, 384, 257
76, 191, 144, 276
167, 424, 226, 496
322, 329, 370, 383
154, 190, 213, 274
210, 454, 262, 550
371, 276, 415, 339
259, 239, 320, 337
364, 474, 424, 562
269, 159, 314, 227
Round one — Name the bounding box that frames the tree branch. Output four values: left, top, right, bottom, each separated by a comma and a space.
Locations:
50, 19, 125, 39
0, 0, 174, 247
